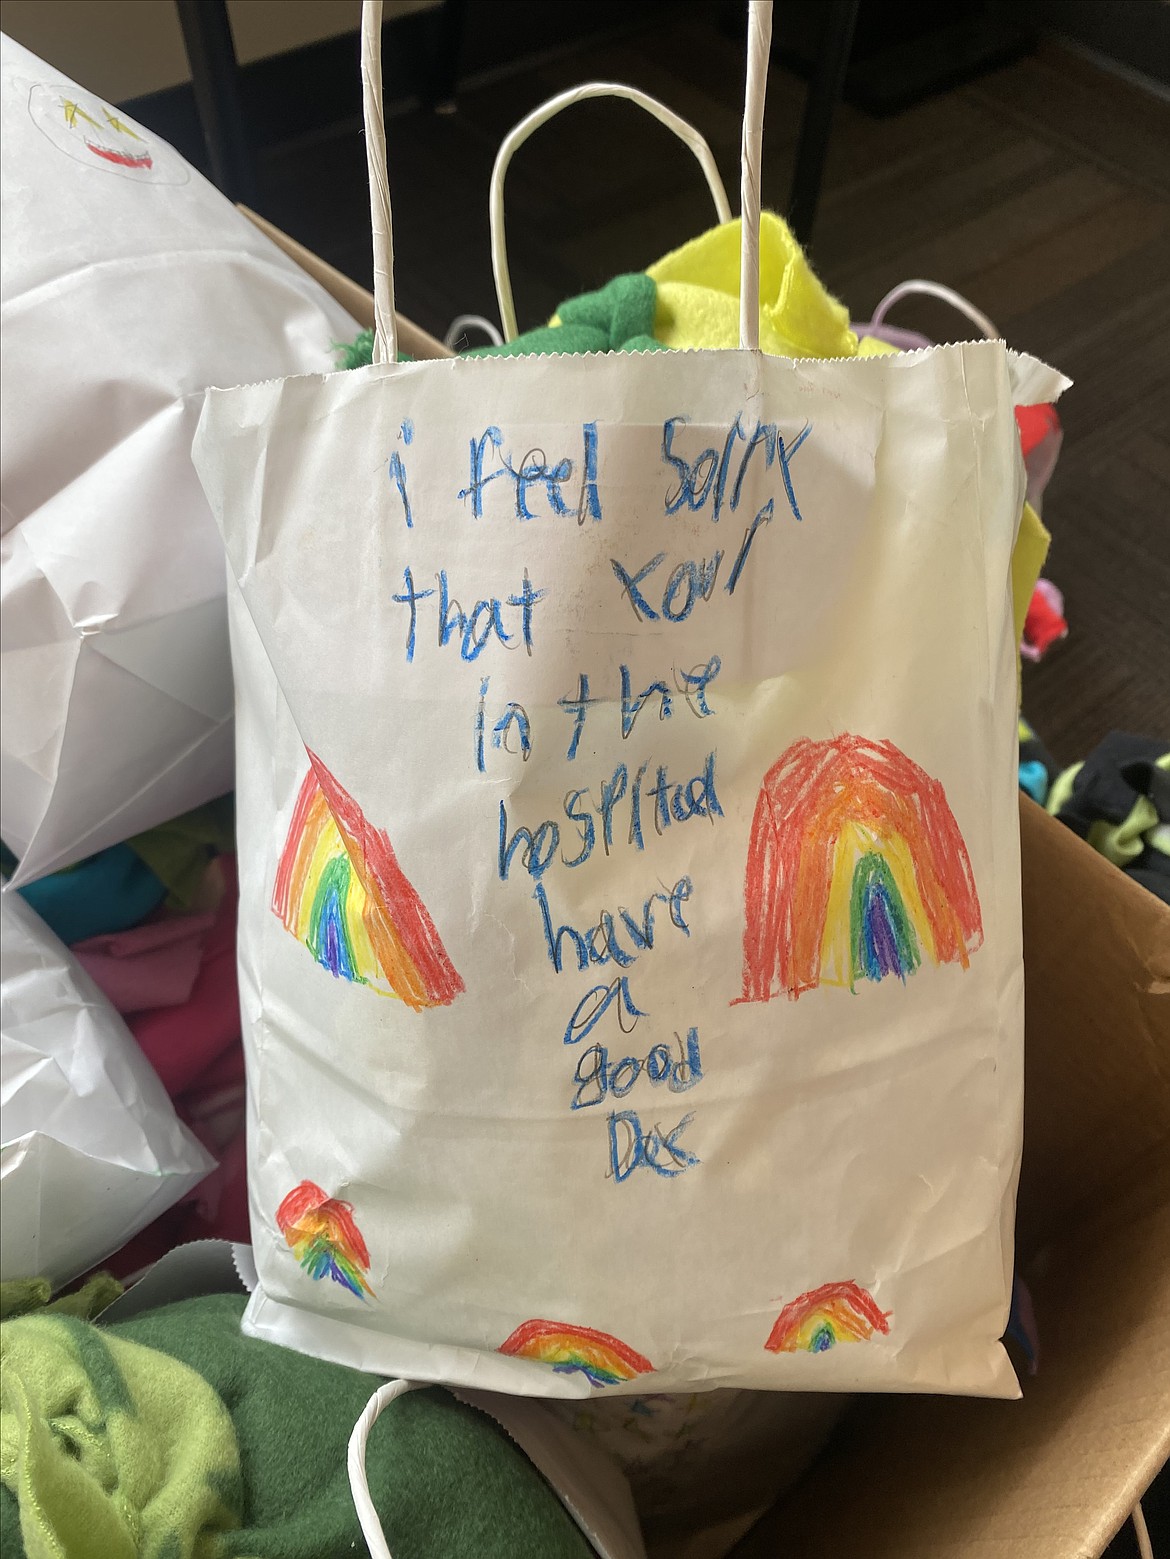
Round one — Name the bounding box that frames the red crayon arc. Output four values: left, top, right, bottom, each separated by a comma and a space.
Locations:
272, 752, 463, 1009
309, 751, 463, 1003
85, 140, 152, 169
500, 1319, 653, 1373
276, 1179, 371, 1267
276, 1179, 374, 1299
765, 1280, 892, 1353
737, 734, 982, 1003
499, 1319, 654, 1386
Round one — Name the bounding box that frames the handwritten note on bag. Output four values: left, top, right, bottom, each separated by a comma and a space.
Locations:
196, 343, 1048, 1397
241, 354, 984, 1185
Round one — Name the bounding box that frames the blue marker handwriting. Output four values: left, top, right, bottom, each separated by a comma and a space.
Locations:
563, 977, 646, 1046
386, 419, 414, 527
560, 657, 720, 760
607, 1109, 700, 1181
474, 677, 532, 772
498, 753, 721, 883
661, 413, 810, 522
531, 874, 693, 975
392, 566, 544, 662
611, 498, 777, 625
572, 1027, 703, 1111
459, 422, 601, 522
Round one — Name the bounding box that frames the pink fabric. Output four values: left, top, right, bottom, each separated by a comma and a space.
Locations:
73, 914, 214, 1014
100, 856, 251, 1276
129, 857, 240, 1098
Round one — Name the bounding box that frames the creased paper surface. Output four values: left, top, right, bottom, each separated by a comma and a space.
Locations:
0, 35, 361, 884
0, 888, 212, 1286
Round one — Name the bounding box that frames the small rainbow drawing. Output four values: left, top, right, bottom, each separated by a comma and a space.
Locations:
737, 734, 983, 1003
765, 1281, 891, 1354
272, 751, 464, 1010
276, 1180, 374, 1299
498, 1319, 655, 1387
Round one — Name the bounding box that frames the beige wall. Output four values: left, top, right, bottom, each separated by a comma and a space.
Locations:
0, 0, 436, 102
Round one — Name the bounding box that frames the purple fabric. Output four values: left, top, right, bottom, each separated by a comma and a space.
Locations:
852, 320, 933, 352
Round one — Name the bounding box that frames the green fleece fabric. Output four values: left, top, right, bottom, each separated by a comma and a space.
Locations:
1, 1293, 593, 1559
0, 1312, 241, 1559
0, 1274, 123, 1323
342, 272, 662, 368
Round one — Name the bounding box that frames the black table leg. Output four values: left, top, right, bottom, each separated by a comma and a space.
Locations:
424, 0, 469, 114
786, 0, 859, 248
175, 0, 258, 205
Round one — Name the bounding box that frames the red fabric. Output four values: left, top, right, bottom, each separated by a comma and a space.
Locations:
1014, 402, 1061, 458
1022, 580, 1068, 661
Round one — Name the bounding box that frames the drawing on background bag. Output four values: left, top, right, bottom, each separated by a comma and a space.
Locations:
272, 752, 464, 1010
277, 1181, 375, 1299
498, 1319, 655, 1386
26, 81, 189, 183
737, 734, 983, 1003
765, 1280, 891, 1353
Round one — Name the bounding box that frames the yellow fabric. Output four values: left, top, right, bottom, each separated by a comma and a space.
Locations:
642, 213, 1050, 688
1013, 501, 1050, 656
647, 214, 858, 359
855, 336, 900, 357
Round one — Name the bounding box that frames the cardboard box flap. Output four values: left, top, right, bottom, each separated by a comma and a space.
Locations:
237, 205, 453, 361
732, 1166, 1170, 1559
1016, 798, 1170, 1260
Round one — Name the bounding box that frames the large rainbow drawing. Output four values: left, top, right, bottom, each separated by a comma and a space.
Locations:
765, 1280, 891, 1354
276, 1180, 375, 1299
272, 751, 464, 1010
737, 734, 983, 1003
499, 1320, 655, 1388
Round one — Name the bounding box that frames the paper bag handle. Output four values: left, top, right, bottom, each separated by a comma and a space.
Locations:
489, 84, 733, 343
740, 0, 772, 352
870, 279, 1001, 341
348, 1378, 429, 1556
361, 0, 773, 360
361, 0, 397, 365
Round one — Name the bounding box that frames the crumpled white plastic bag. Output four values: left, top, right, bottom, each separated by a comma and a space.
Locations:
0, 33, 362, 886
0, 888, 213, 1287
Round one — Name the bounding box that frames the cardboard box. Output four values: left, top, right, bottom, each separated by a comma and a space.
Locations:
239, 205, 453, 361
731, 798, 1170, 1559
233, 220, 1170, 1558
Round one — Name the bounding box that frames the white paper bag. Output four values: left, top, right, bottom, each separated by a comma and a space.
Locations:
0, 35, 362, 887
0, 889, 213, 1287
192, 2, 1067, 1402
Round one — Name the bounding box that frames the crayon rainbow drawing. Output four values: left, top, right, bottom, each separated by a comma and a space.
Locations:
737, 734, 982, 1003
276, 1180, 374, 1299
272, 751, 463, 1010
499, 1320, 654, 1387
765, 1280, 891, 1354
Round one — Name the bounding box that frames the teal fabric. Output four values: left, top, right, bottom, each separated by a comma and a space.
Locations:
18, 843, 166, 945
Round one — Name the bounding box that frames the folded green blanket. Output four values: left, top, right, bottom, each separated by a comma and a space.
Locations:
1, 1293, 593, 1559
